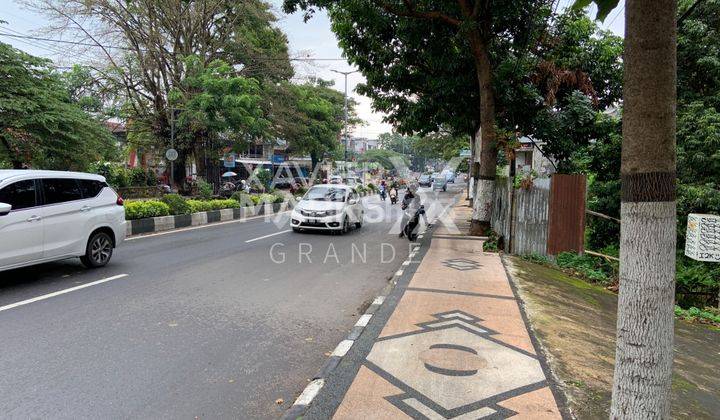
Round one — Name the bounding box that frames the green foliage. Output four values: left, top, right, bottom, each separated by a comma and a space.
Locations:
270, 191, 286, 203
253, 168, 272, 191
555, 252, 616, 285
0, 42, 117, 170
674, 305, 720, 326
483, 231, 500, 252
357, 149, 409, 169
196, 179, 213, 200
230, 191, 256, 207
367, 183, 377, 192
129, 167, 148, 187
124, 200, 170, 220
160, 194, 191, 215
186, 199, 240, 213
522, 252, 617, 286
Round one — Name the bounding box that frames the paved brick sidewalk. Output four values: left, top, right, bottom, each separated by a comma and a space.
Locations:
331, 202, 563, 419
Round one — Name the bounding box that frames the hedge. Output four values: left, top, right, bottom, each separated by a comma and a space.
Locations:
125, 194, 285, 220
124, 200, 170, 220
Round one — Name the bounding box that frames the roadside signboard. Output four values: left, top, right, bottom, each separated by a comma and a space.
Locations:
223, 153, 236, 168
685, 213, 720, 262
165, 148, 178, 161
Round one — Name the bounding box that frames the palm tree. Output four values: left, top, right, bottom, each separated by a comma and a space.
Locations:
611, 0, 677, 417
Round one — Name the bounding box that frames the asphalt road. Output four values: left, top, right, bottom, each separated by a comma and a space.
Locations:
0, 193, 423, 419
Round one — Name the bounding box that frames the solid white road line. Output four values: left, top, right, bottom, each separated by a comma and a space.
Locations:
244, 229, 292, 243
126, 211, 291, 241
0, 274, 129, 313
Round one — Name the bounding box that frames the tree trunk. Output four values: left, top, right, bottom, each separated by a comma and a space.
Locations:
468, 32, 497, 236
611, 1, 677, 418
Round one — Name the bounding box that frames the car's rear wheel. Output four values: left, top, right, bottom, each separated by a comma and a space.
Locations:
81, 231, 113, 268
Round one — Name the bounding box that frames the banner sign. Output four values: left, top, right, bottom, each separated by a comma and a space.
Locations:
223, 153, 236, 168
685, 213, 720, 262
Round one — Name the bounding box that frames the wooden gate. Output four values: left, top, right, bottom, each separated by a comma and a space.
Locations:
546, 174, 586, 255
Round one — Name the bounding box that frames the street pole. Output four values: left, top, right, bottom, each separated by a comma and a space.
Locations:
331, 69, 358, 175
170, 110, 175, 191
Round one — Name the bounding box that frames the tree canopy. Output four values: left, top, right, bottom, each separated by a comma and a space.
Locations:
0, 42, 116, 170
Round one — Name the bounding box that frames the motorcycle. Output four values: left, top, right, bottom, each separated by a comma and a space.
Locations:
379, 188, 387, 201
390, 190, 398, 204
401, 204, 425, 241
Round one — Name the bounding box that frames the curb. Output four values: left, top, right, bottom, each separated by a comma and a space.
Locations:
500, 254, 573, 420
282, 231, 427, 420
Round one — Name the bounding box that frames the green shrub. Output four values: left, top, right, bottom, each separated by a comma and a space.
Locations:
146, 170, 158, 186
161, 194, 190, 215
272, 192, 285, 203
675, 305, 720, 326
186, 199, 240, 213
257, 193, 276, 204
197, 179, 213, 200
187, 199, 212, 213
555, 252, 614, 284
231, 192, 255, 207
209, 199, 240, 210
110, 167, 130, 188
130, 167, 148, 186
483, 231, 500, 252
367, 182, 377, 191
124, 200, 170, 220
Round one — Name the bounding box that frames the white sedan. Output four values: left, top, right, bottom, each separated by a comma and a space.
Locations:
291, 184, 364, 234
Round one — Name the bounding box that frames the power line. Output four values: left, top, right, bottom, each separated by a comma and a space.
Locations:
0, 32, 347, 61
606, 4, 624, 27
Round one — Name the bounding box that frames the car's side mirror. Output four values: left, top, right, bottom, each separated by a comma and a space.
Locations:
295, 196, 304, 201
0, 202, 12, 216
348, 199, 358, 205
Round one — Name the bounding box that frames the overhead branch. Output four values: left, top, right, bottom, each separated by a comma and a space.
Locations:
382, 1, 462, 27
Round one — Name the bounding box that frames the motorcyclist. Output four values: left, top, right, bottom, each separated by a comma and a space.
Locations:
379, 183, 387, 201
389, 186, 398, 204
399, 183, 423, 239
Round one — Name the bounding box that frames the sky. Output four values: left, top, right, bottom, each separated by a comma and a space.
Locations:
1, 0, 625, 139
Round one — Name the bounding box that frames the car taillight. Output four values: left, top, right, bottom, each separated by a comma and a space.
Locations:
116, 196, 124, 206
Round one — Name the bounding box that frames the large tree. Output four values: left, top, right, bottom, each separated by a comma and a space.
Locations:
284, 0, 551, 235
29, 0, 293, 185
579, 0, 678, 417
289, 79, 359, 169
0, 42, 116, 170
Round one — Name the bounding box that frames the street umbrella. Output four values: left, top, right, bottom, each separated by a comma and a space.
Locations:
222, 171, 238, 178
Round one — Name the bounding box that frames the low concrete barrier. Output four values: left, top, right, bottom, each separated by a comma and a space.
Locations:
126, 202, 293, 236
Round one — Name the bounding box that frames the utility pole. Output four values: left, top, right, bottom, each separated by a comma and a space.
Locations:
331, 69, 358, 175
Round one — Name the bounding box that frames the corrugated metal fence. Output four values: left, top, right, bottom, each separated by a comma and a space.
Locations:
491, 175, 585, 256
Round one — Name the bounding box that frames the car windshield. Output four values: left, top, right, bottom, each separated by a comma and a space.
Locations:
419, 175, 430, 180
305, 186, 347, 202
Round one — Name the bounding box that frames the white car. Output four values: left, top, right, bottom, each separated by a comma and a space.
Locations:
291, 184, 364, 233
0, 170, 127, 272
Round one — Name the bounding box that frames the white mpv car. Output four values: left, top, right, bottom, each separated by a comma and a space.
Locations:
0, 170, 126, 272
291, 184, 364, 233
